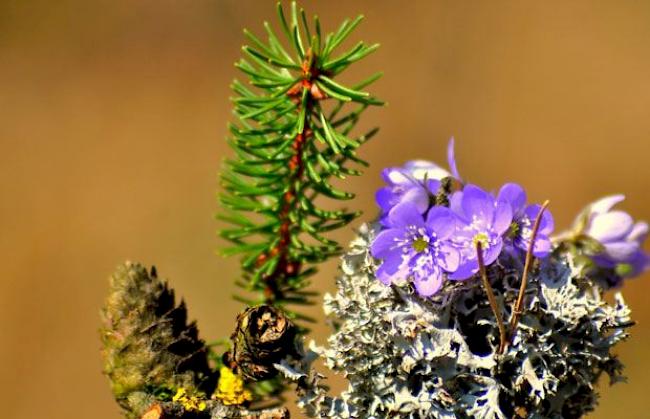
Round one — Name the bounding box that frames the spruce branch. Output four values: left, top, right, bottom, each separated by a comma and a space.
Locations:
218, 1, 382, 321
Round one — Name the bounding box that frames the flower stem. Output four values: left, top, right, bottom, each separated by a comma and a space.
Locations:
476, 242, 508, 355
508, 199, 550, 347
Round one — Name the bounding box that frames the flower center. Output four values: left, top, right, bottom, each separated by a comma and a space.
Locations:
472, 232, 489, 248
507, 221, 520, 239
412, 237, 429, 253
615, 263, 633, 277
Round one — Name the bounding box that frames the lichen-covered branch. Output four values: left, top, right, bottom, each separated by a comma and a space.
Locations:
100, 262, 216, 418
100, 262, 299, 419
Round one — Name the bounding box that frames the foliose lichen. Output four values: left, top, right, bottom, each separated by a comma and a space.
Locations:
279, 224, 632, 419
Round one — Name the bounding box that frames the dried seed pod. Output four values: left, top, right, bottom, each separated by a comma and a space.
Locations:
226, 305, 297, 381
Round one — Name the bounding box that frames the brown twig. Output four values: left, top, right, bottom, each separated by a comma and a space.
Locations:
508, 200, 550, 347
476, 242, 508, 355
141, 402, 290, 419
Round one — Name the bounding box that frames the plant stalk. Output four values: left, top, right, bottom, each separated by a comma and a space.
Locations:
476, 242, 508, 355
508, 199, 550, 347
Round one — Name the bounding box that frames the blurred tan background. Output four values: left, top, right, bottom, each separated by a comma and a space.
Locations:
2, 1, 650, 418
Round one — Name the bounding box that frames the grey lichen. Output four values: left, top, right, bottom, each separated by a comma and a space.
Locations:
279, 224, 632, 418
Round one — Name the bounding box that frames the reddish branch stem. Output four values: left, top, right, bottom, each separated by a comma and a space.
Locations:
476, 242, 508, 355
507, 200, 550, 348
256, 51, 321, 303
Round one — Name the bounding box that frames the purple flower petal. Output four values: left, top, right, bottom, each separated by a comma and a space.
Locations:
382, 167, 412, 186
587, 211, 634, 242
370, 229, 403, 258
426, 178, 441, 195
524, 204, 555, 236
448, 259, 478, 280
589, 194, 625, 216
375, 187, 395, 213
627, 250, 650, 277
532, 236, 552, 258
387, 202, 425, 229
413, 268, 444, 296
449, 190, 465, 219
497, 183, 527, 215
493, 199, 514, 235
447, 137, 462, 181
603, 241, 639, 261
629, 221, 649, 244
401, 187, 431, 214
426, 206, 457, 239
481, 239, 504, 266
376, 253, 406, 285
404, 160, 450, 181
438, 243, 461, 272
461, 184, 495, 223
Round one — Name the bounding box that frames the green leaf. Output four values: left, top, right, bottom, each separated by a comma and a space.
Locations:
300, 7, 312, 44
314, 81, 351, 102
276, 2, 293, 42
264, 21, 295, 64
290, 2, 305, 59
242, 46, 301, 70
317, 75, 370, 100
323, 15, 364, 58
221, 242, 268, 257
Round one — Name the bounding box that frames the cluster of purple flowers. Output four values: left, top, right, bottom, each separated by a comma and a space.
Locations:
371, 140, 553, 296
371, 139, 648, 297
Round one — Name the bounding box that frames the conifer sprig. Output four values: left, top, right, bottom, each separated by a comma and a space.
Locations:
219, 2, 382, 321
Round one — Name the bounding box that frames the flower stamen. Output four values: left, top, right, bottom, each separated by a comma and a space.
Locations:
412, 237, 429, 253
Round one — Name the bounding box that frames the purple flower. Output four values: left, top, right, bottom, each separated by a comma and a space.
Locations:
497, 183, 554, 258
448, 184, 513, 280
375, 167, 440, 225
446, 136, 462, 181
581, 195, 650, 278
375, 138, 461, 224
371, 202, 461, 296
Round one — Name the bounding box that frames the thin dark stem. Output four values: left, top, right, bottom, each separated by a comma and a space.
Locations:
476, 242, 508, 355
142, 402, 289, 419
508, 200, 550, 345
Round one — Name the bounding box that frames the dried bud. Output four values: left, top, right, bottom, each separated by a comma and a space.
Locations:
141, 404, 163, 419
227, 305, 297, 381
310, 83, 326, 100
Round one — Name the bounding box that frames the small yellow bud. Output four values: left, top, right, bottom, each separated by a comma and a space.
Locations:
172, 387, 207, 412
